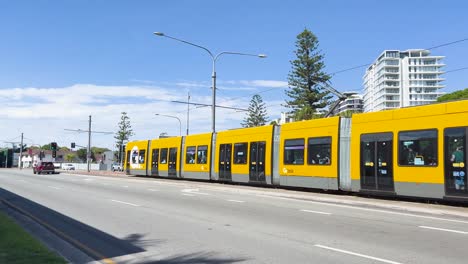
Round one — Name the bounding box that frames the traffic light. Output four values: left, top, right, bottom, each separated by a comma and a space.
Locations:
71, 142, 75, 149
51, 142, 57, 158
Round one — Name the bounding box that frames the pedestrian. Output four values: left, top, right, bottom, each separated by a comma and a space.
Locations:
451, 146, 465, 190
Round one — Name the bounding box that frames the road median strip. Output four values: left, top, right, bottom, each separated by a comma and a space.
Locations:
1, 199, 116, 264
0, 208, 66, 264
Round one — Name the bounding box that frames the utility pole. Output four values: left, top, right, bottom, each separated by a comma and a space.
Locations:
87, 115, 92, 172
64, 115, 112, 172
19, 133, 23, 169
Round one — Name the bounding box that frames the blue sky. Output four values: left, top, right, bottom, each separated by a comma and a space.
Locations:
1, 0, 467, 150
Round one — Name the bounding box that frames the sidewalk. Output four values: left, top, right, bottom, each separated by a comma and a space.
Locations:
62, 169, 468, 220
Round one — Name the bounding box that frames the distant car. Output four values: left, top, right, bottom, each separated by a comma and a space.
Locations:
33, 162, 55, 174
112, 163, 122, 172
63, 164, 75, 170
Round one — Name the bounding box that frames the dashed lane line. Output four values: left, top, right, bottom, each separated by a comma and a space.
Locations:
110, 199, 140, 207
300, 209, 331, 215
181, 188, 212, 196
419, 226, 468, 234
314, 244, 403, 264
227, 200, 245, 203
256, 194, 468, 224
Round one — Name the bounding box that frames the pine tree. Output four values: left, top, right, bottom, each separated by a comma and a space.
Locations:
114, 112, 134, 163
241, 94, 268, 127
285, 28, 332, 120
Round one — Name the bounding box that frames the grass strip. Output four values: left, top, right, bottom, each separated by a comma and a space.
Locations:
0, 210, 67, 264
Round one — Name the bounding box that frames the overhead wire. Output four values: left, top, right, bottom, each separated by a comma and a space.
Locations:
157, 38, 468, 117
329, 37, 468, 76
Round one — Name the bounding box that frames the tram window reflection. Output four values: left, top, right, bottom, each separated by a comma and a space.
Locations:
234, 143, 248, 164
308, 137, 332, 165
398, 129, 437, 166
186, 146, 196, 164
197, 145, 208, 164
284, 139, 304, 165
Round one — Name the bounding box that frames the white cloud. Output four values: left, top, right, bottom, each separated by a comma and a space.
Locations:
237, 80, 288, 88
0, 81, 288, 150
175, 82, 208, 88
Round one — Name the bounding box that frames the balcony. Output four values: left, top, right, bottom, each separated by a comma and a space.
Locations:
385, 89, 400, 94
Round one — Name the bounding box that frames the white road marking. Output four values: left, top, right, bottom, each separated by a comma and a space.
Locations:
148, 189, 158, 192
315, 244, 403, 264
300, 209, 332, 215
122, 185, 129, 188
192, 192, 211, 195
18, 179, 27, 183
181, 188, 211, 196
419, 226, 468, 234
110, 199, 140, 207
182, 194, 195, 197
227, 200, 245, 203
256, 194, 468, 224
83, 178, 93, 181
48, 186, 61, 190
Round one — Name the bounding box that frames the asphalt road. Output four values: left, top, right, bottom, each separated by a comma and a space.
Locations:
1, 168, 468, 264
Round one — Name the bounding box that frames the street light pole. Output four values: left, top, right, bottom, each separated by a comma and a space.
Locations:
153, 32, 266, 133
155, 114, 182, 136
187, 91, 190, 135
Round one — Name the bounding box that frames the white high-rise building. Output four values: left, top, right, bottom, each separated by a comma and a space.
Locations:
363, 49, 445, 112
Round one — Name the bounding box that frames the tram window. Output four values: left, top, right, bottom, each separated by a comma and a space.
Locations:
284, 139, 304, 165
308, 137, 332, 165
197, 145, 208, 164
138, 150, 146, 163
186, 146, 196, 164
398, 129, 437, 166
160, 148, 168, 164
234, 143, 248, 164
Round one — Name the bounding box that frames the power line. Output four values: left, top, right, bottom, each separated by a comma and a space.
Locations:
164, 38, 468, 118
426, 38, 468, 50
329, 37, 468, 76
330, 63, 372, 75
445, 66, 468, 74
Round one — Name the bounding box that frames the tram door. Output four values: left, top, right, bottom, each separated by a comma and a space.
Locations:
125, 150, 130, 174
168, 147, 177, 177
151, 149, 159, 176
219, 144, 232, 181
249, 141, 266, 183
360, 133, 394, 192
444, 127, 467, 196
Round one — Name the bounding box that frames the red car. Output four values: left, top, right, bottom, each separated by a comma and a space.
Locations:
33, 162, 55, 174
